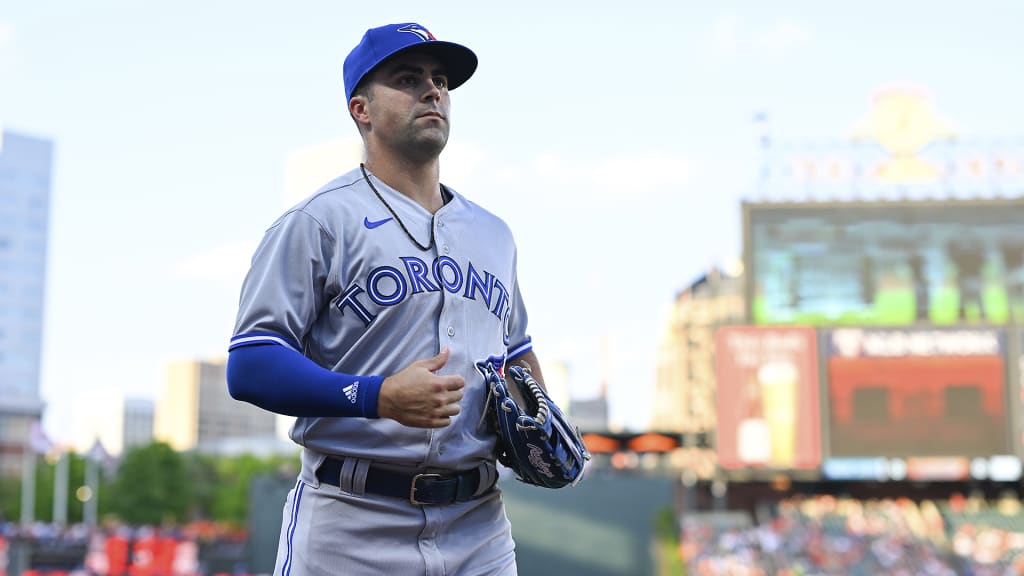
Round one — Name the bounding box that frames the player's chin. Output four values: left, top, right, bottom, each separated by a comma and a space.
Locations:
417, 123, 449, 141
409, 132, 448, 157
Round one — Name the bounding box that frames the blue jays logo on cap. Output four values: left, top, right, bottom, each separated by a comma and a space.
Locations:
397, 24, 436, 42
344, 22, 478, 102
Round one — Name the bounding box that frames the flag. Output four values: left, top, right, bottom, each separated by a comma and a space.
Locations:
28, 420, 54, 454
88, 439, 111, 462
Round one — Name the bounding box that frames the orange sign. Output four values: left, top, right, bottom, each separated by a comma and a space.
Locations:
626, 433, 679, 453
582, 434, 620, 454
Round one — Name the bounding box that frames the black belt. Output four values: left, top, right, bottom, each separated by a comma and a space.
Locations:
316, 457, 490, 505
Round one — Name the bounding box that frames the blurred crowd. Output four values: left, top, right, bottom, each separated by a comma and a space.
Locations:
0, 521, 248, 576
682, 493, 1024, 576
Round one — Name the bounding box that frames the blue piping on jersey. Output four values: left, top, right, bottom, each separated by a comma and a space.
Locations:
281, 479, 304, 576
230, 332, 301, 353
506, 336, 533, 362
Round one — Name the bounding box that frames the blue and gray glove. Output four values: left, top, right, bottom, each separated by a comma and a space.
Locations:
477, 362, 591, 489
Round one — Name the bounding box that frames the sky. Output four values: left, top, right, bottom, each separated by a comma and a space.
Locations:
2, 1, 1023, 444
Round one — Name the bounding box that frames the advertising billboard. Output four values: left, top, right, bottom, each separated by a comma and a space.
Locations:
1017, 329, 1024, 460
825, 327, 1010, 459
715, 326, 821, 470
744, 199, 1024, 326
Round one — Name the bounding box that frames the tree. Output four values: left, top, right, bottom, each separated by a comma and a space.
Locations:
204, 453, 298, 524
183, 452, 219, 521
0, 474, 19, 521
25, 451, 88, 524
108, 442, 190, 525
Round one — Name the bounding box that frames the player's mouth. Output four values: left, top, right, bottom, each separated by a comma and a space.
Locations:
418, 111, 446, 121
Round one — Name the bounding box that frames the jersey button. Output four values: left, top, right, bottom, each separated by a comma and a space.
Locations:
447, 326, 455, 337
443, 245, 450, 254
438, 445, 446, 455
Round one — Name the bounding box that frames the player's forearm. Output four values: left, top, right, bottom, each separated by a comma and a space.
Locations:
508, 349, 546, 391
226, 343, 383, 418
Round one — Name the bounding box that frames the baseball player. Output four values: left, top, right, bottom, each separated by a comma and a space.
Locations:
227, 22, 544, 576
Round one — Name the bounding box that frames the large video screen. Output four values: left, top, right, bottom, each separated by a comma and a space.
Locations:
825, 327, 1010, 458
715, 326, 821, 470
745, 199, 1024, 326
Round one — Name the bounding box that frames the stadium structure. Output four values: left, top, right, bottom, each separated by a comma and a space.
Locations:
655, 85, 1024, 573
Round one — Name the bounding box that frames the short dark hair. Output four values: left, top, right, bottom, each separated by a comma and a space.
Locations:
351, 80, 374, 101
348, 79, 375, 126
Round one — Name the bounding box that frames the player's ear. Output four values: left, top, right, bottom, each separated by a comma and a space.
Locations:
349, 95, 371, 126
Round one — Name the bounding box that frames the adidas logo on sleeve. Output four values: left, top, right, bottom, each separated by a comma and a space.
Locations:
342, 382, 359, 404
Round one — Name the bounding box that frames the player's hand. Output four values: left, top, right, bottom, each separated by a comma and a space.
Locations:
378, 347, 465, 428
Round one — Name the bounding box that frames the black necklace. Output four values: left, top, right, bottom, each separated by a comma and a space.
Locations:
360, 163, 437, 252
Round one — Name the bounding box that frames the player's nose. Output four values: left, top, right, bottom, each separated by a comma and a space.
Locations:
421, 80, 442, 101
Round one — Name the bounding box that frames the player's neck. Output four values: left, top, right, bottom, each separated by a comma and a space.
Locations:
363, 156, 443, 213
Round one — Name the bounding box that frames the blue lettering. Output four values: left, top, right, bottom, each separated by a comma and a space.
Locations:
432, 256, 463, 293
401, 256, 439, 294
463, 262, 494, 308
490, 278, 510, 319
367, 266, 407, 306
336, 284, 376, 326
339, 256, 511, 330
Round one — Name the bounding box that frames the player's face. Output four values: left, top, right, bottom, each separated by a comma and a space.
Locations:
364, 52, 451, 161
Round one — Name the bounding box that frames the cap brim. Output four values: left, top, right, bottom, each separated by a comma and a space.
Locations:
387, 41, 478, 91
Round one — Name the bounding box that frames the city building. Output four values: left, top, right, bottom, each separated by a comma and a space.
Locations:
539, 358, 570, 416
652, 264, 744, 479
0, 129, 53, 476
122, 397, 155, 452
71, 391, 154, 456
154, 358, 277, 453
570, 382, 611, 432
653, 265, 745, 434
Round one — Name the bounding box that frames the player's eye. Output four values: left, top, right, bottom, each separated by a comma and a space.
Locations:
433, 77, 448, 90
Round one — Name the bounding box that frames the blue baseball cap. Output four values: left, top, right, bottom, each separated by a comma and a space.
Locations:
343, 23, 478, 102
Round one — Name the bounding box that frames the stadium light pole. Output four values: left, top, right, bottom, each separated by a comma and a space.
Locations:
52, 450, 69, 526
83, 445, 100, 527
19, 445, 36, 524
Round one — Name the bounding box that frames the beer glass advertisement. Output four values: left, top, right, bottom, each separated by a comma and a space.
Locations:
715, 326, 821, 470
1019, 329, 1024, 459
745, 200, 1024, 326
826, 327, 1010, 458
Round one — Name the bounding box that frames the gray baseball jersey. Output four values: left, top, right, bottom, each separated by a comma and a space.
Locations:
231, 166, 532, 468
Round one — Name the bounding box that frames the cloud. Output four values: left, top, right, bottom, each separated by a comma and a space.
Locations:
754, 18, 814, 53
175, 240, 256, 286
442, 137, 487, 187
708, 14, 743, 57
532, 151, 693, 201
702, 15, 813, 60
0, 21, 15, 85
0, 21, 13, 49
285, 139, 363, 208
0, 20, 13, 73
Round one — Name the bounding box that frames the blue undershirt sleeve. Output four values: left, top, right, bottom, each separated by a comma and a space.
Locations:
226, 344, 382, 418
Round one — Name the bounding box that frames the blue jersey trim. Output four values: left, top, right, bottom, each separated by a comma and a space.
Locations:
229, 332, 301, 353
282, 479, 303, 576
506, 337, 533, 362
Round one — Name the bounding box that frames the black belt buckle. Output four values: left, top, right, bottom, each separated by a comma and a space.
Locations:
409, 473, 445, 505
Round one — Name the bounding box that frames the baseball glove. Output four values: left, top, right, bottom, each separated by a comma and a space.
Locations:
477, 362, 591, 489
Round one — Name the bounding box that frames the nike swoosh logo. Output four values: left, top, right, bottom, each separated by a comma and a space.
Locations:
364, 216, 393, 229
